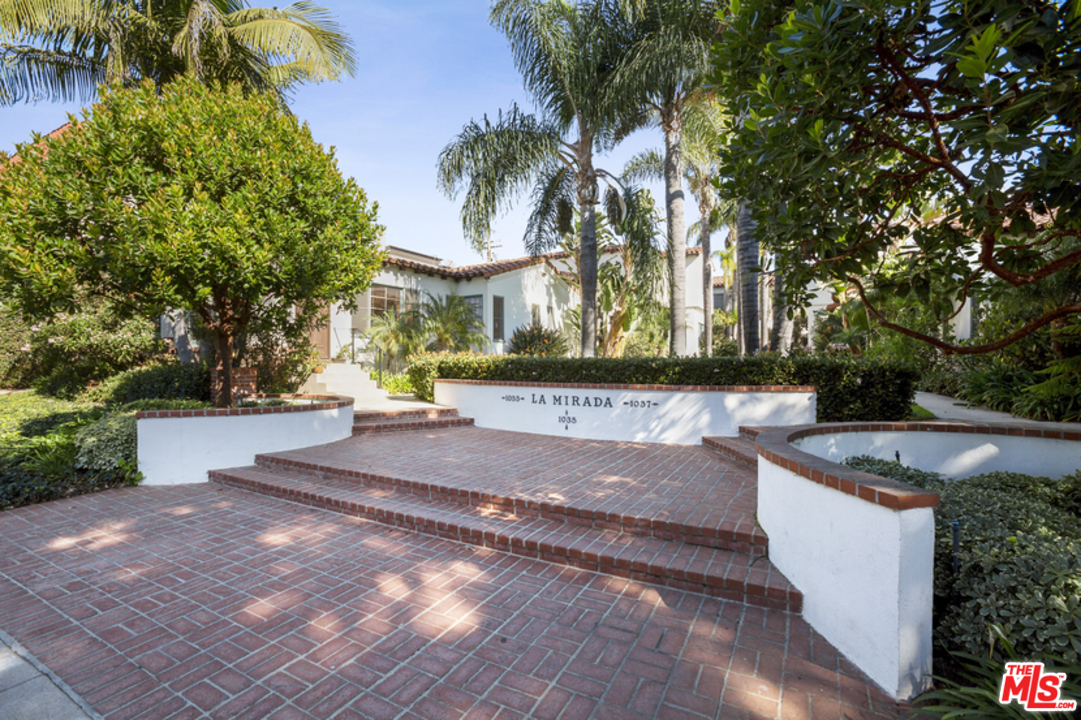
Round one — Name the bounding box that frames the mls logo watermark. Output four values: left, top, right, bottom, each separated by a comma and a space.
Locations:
999, 662, 1077, 712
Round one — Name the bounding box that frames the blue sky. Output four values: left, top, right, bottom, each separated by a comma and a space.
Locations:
2, 0, 682, 266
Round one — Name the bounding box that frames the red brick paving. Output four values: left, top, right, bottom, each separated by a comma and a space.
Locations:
260, 427, 765, 552
0, 484, 902, 719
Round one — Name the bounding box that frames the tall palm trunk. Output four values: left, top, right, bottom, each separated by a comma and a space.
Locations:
576, 132, 599, 358
699, 194, 715, 357
736, 201, 759, 356
662, 111, 687, 356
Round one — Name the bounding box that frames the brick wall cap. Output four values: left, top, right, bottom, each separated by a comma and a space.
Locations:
135, 394, 354, 419
434, 378, 815, 393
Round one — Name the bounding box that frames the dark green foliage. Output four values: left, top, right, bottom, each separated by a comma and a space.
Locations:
846, 457, 1081, 662
0, 305, 33, 388
507, 324, 569, 357
408, 353, 918, 421
0, 458, 134, 511
912, 631, 1081, 719
81, 362, 211, 406
28, 301, 165, 398
74, 399, 210, 473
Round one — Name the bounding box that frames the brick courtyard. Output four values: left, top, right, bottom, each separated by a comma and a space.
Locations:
0, 428, 905, 719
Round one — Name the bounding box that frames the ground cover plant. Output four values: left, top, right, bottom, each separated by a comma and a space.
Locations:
845, 455, 1081, 715
407, 352, 917, 422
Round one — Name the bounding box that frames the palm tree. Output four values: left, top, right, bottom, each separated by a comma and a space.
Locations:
0, 0, 355, 106
420, 293, 488, 353
437, 0, 628, 358
612, 0, 723, 356
735, 201, 759, 355
624, 98, 731, 355
366, 306, 423, 373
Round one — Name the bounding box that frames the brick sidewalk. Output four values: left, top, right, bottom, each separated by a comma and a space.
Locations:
0, 485, 902, 719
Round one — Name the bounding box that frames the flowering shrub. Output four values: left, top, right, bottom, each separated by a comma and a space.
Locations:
506, 324, 569, 357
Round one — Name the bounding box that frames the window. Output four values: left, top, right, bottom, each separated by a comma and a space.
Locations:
464, 295, 483, 326
370, 285, 401, 318
493, 296, 504, 341
547, 306, 554, 329
531, 304, 541, 326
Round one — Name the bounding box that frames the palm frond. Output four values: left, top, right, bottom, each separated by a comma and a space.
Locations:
226, 2, 356, 81
437, 103, 562, 253
524, 162, 575, 256
622, 148, 664, 184
0, 44, 103, 103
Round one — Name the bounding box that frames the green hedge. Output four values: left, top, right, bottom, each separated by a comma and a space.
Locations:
407, 353, 918, 422
845, 457, 1081, 662
81, 361, 211, 406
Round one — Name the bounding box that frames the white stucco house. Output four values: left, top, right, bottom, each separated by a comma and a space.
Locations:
312, 244, 707, 359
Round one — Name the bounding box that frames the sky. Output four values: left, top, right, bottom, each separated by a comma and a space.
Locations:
1, 0, 690, 267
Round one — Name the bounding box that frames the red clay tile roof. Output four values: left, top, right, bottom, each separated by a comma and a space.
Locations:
386, 244, 703, 280
2, 122, 74, 168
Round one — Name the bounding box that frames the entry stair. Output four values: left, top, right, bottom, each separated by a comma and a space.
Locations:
702, 426, 765, 470
299, 362, 387, 403
210, 416, 800, 613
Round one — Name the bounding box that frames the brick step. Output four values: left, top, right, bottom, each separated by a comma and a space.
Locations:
209, 465, 800, 613
252, 450, 767, 555
702, 436, 758, 470
739, 426, 768, 443
353, 408, 460, 421
352, 416, 474, 436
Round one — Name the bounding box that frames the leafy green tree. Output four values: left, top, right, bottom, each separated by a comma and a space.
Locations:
420, 294, 488, 353
711, 0, 1081, 356
613, 0, 723, 356
0, 0, 355, 105
0, 78, 384, 406
437, 0, 628, 358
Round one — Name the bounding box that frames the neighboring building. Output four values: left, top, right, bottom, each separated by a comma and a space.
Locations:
315, 244, 707, 359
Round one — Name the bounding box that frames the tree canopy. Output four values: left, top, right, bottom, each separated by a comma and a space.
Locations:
710, 0, 1081, 354
0, 0, 356, 106
0, 77, 384, 405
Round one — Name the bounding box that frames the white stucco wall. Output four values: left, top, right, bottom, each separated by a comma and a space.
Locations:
137, 404, 353, 485
434, 381, 815, 444
795, 430, 1081, 479
757, 458, 935, 701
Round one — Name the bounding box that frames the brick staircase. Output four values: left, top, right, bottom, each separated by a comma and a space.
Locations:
703, 426, 766, 470
352, 408, 474, 436
209, 418, 800, 613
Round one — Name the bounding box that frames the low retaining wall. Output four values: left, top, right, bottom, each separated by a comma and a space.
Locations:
433, 379, 816, 445
755, 424, 941, 701
792, 421, 1081, 479
136, 394, 354, 485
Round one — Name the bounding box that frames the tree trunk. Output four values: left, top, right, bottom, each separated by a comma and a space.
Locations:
214, 328, 234, 408
700, 197, 714, 357
663, 114, 687, 357
736, 201, 759, 356
769, 268, 791, 353
576, 132, 599, 359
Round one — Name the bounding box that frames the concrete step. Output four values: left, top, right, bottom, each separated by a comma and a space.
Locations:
702, 436, 758, 470
209, 464, 800, 613
352, 415, 475, 436
252, 446, 767, 556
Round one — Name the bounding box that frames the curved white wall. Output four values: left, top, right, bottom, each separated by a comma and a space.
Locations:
795, 430, 1080, 479
758, 457, 934, 701
137, 402, 353, 485
434, 380, 816, 444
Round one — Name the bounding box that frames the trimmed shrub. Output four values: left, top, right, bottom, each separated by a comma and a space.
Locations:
844, 457, 1081, 662
407, 353, 918, 422
82, 362, 211, 406
506, 324, 569, 357
379, 373, 415, 395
